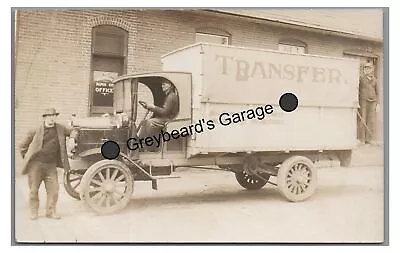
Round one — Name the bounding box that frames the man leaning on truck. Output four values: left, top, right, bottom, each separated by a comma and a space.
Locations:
18, 108, 78, 220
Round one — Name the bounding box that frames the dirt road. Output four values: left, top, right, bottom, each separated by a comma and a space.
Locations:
14, 165, 384, 243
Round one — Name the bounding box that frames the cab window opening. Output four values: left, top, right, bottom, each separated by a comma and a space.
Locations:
137, 77, 180, 119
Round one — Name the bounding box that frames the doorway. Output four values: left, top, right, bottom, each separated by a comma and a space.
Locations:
343, 52, 379, 143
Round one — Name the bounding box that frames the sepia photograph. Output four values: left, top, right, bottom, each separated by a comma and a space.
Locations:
12, 8, 386, 244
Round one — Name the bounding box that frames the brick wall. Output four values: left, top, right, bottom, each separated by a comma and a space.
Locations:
215, 9, 383, 40
15, 9, 384, 165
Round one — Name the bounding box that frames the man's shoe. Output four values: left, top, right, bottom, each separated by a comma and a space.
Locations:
366, 140, 380, 146
357, 140, 365, 146
46, 213, 61, 220
30, 213, 38, 220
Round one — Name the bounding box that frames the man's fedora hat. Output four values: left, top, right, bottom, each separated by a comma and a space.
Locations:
42, 108, 60, 117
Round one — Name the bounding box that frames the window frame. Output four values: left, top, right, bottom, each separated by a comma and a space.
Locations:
89, 25, 128, 115
195, 32, 230, 45
195, 27, 232, 45
278, 38, 307, 54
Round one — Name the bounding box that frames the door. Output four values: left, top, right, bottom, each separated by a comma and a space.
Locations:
343, 53, 379, 142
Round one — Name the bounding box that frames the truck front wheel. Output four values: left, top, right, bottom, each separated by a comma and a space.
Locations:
80, 160, 134, 215
63, 169, 86, 200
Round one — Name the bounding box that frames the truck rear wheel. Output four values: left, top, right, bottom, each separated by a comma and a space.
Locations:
80, 160, 134, 215
277, 156, 317, 202
235, 170, 270, 190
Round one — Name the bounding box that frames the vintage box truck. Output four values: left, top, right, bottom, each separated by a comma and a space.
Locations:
66, 43, 360, 214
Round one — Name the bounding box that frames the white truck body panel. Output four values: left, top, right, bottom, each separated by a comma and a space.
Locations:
162, 43, 360, 157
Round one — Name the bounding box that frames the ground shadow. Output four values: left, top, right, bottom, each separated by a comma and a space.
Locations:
123, 187, 282, 213
315, 183, 381, 198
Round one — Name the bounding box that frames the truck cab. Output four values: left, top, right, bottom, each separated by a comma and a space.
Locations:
70, 72, 192, 170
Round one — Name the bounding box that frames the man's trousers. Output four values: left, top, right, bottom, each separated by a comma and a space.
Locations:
358, 99, 376, 143
27, 159, 59, 215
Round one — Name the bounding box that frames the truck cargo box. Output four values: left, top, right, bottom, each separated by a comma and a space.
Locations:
161, 43, 360, 157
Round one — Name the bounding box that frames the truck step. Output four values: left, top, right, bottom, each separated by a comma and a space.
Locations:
150, 176, 181, 190
151, 179, 157, 190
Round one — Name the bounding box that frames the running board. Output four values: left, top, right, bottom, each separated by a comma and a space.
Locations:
122, 156, 158, 190
121, 155, 179, 190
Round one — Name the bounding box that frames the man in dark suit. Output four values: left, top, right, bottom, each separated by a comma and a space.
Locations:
19, 108, 78, 220
358, 62, 380, 145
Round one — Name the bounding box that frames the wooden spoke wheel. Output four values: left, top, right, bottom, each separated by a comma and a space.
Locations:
235, 170, 271, 190
63, 169, 86, 200
80, 160, 134, 215
277, 156, 317, 202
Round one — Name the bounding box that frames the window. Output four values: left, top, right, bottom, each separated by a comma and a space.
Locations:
90, 25, 128, 114
278, 38, 307, 54
196, 32, 229, 45
195, 27, 231, 45
278, 44, 306, 54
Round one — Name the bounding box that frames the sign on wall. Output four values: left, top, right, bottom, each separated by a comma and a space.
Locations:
92, 71, 118, 107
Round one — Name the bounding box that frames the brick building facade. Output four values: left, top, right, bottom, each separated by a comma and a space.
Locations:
14, 9, 384, 150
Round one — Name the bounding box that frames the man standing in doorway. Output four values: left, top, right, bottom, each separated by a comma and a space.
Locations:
358, 62, 380, 145
19, 108, 78, 220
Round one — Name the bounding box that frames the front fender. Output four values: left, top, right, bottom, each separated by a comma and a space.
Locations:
71, 148, 130, 171
78, 148, 130, 161
78, 148, 102, 158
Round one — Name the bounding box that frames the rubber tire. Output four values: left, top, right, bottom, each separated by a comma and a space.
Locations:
277, 156, 317, 202
80, 160, 134, 215
63, 169, 84, 200
235, 170, 270, 190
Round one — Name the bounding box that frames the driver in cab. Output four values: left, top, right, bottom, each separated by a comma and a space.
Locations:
131, 80, 179, 167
